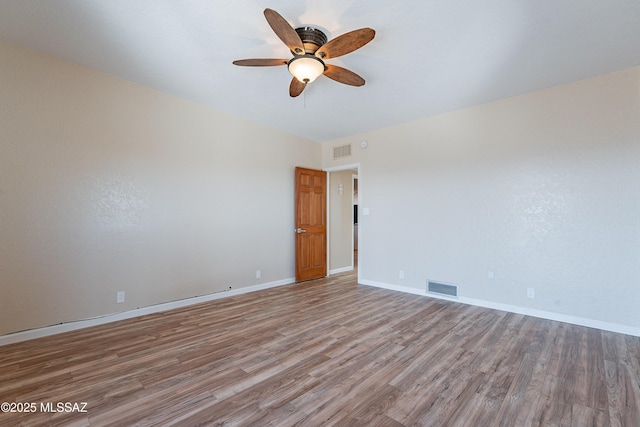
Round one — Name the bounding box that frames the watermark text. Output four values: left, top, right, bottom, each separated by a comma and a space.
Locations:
1, 402, 88, 413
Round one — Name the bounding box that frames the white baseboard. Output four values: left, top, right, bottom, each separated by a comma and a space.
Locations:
330, 266, 354, 275
6, 276, 637, 346
359, 279, 640, 337
0, 277, 295, 346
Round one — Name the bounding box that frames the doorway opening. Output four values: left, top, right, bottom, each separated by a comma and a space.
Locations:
325, 164, 360, 279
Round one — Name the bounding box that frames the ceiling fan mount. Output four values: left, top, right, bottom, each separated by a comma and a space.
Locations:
293, 27, 328, 55
232, 8, 375, 97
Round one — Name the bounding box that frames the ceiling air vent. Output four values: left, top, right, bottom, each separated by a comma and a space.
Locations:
333, 144, 352, 159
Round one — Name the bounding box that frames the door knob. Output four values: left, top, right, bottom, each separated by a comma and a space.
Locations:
295, 228, 307, 233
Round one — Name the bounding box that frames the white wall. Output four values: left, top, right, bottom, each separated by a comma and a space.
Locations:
0, 40, 321, 336
323, 67, 640, 333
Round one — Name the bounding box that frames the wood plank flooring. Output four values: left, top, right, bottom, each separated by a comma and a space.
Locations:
1, 270, 639, 426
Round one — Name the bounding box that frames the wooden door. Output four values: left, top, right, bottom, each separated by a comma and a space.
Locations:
295, 167, 327, 282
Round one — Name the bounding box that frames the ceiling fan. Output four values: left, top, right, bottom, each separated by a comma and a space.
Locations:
233, 8, 375, 97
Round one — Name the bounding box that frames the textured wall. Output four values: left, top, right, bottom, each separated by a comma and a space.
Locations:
323, 67, 640, 330
0, 41, 321, 335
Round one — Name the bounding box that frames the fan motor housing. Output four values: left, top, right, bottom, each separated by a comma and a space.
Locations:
294, 27, 327, 54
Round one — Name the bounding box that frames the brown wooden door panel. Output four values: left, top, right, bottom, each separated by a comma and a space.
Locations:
295, 167, 327, 282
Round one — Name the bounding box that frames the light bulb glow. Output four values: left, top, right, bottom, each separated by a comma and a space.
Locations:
288, 55, 325, 83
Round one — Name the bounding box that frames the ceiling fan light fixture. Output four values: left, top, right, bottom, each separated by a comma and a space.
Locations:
288, 55, 325, 83
233, 8, 375, 97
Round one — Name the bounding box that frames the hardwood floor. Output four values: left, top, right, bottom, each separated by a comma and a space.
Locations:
1, 269, 639, 426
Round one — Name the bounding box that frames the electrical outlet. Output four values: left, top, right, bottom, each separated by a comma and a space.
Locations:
116, 291, 125, 303
256, 270, 261, 279
399, 270, 404, 279
488, 270, 494, 280
527, 288, 535, 299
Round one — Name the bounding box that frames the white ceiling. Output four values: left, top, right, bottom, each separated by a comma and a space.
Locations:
1, 0, 639, 143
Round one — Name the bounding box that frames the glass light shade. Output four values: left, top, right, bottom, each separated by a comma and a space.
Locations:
288, 55, 325, 83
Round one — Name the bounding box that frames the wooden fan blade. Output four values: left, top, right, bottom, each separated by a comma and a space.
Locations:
315, 28, 375, 59
232, 59, 289, 67
323, 64, 365, 86
264, 8, 305, 55
289, 77, 306, 97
